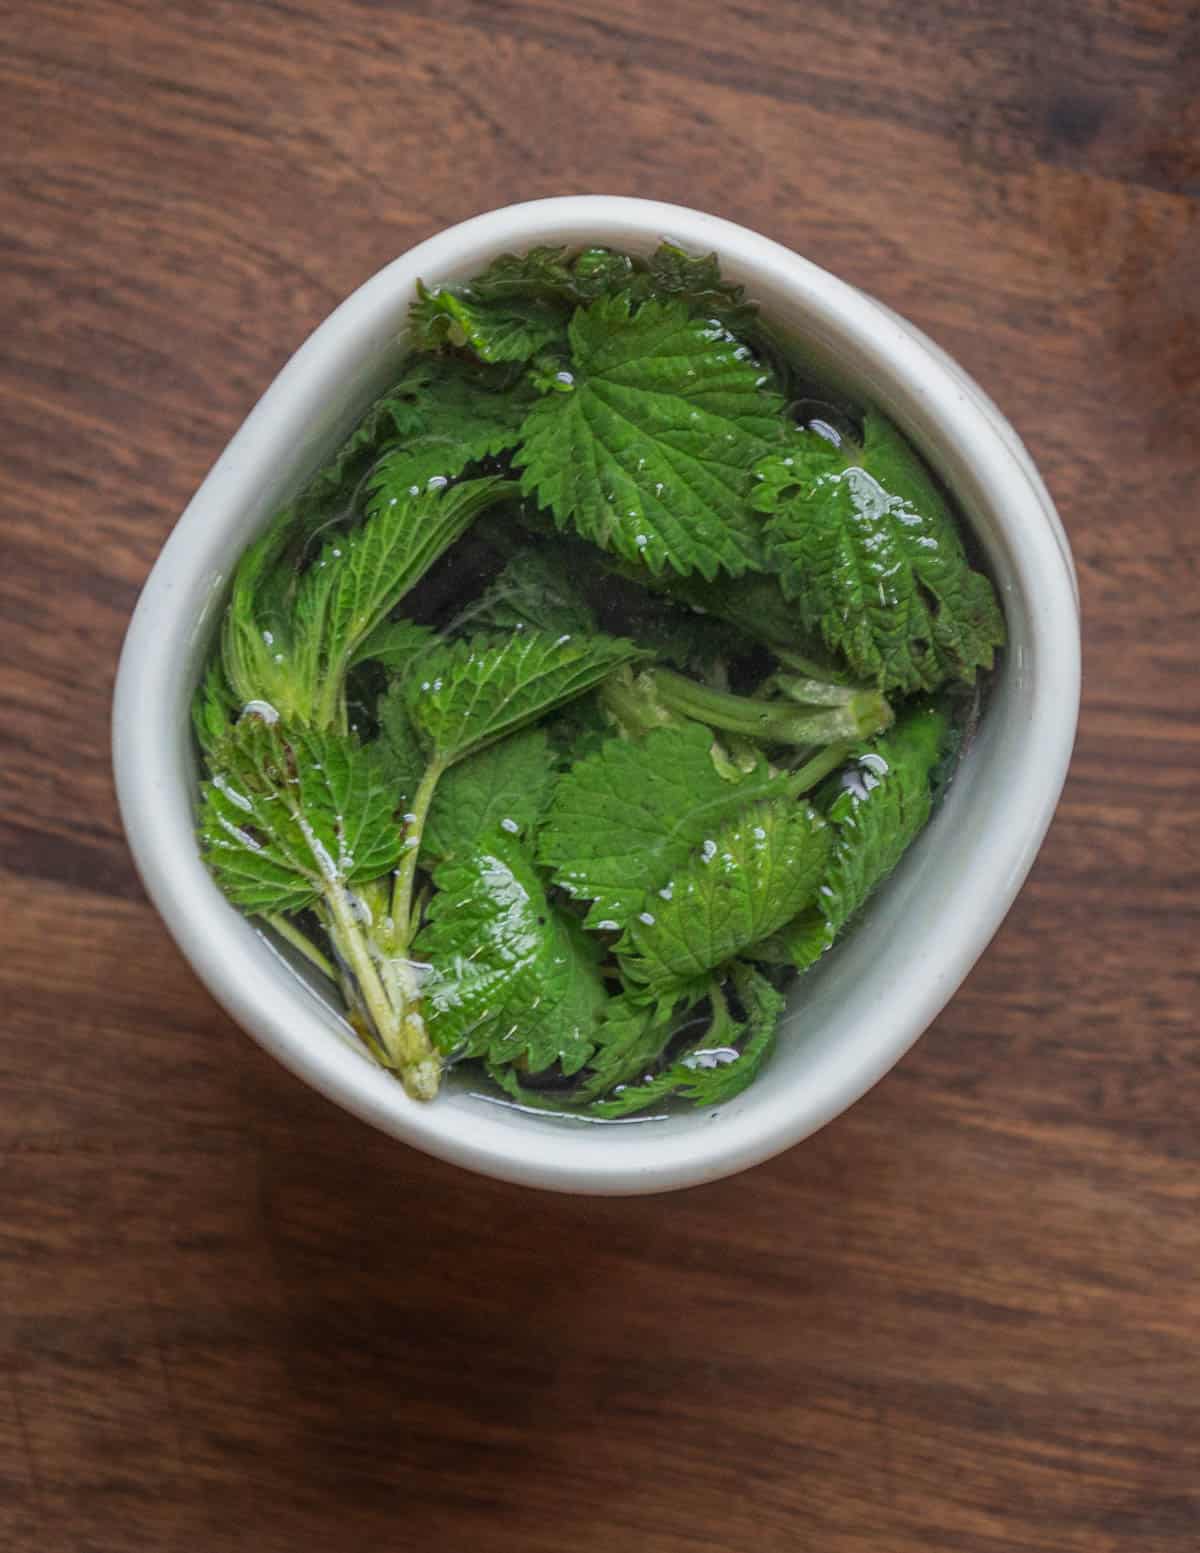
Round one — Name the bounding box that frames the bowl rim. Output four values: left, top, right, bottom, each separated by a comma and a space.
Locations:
112, 195, 1081, 1195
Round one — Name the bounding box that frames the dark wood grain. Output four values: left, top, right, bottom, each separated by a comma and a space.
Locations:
2, 1, 1198, 1548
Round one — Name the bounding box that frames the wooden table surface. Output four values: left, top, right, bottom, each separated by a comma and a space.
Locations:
3, 2, 1198, 1549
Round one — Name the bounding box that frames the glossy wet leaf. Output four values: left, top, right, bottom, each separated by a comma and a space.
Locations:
397, 627, 641, 764
199, 718, 402, 914
756, 411, 1005, 693
539, 722, 795, 931
421, 726, 556, 863
516, 293, 785, 578
760, 703, 949, 968
416, 830, 608, 1074
618, 795, 830, 996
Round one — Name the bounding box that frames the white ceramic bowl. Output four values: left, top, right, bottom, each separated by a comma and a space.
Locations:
112, 196, 1080, 1195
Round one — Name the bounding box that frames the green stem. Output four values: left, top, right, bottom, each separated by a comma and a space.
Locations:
263, 912, 336, 982
771, 673, 858, 708
323, 880, 440, 1101
650, 668, 892, 745
782, 740, 855, 797
390, 758, 446, 943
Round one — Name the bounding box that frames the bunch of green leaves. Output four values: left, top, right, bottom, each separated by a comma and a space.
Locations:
192, 237, 1001, 1116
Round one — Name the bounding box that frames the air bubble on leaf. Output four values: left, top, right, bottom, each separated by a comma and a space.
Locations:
241, 699, 279, 725
635, 534, 649, 549
500, 817, 520, 834
555, 634, 572, 646
658, 883, 674, 900
408, 485, 420, 496
427, 474, 449, 491
213, 773, 252, 813
596, 919, 619, 931
682, 1046, 739, 1071
638, 911, 656, 926
701, 839, 717, 863
216, 815, 263, 852
262, 629, 274, 645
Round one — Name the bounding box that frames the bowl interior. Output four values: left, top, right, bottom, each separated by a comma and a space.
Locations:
114, 198, 1079, 1193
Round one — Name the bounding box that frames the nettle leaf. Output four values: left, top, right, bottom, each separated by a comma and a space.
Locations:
293, 476, 511, 722
574, 994, 675, 1099
756, 411, 1006, 693
377, 689, 425, 809
483, 992, 673, 1112
270, 386, 432, 553
452, 547, 598, 638
362, 356, 537, 495
216, 360, 526, 726
219, 511, 312, 726
399, 628, 641, 764
629, 242, 759, 338
199, 718, 402, 915
192, 659, 238, 755
348, 617, 437, 672
570, 246, 637, 298
410, 280, 567, 365
221, 479, 509, 732
590, 964, 784, 1118
486, 963, 784, 1117
763, 704, 948, 969
421, 726, 555, 863
265, 356, 520, 565
430, 245, 633, 314
538, 722, 790, 931
619, 796, 831, 996
515, 294, 785, 579
416, 830, 608, 1075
